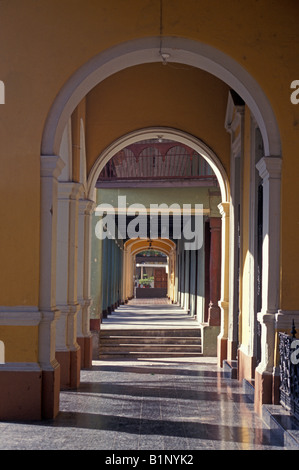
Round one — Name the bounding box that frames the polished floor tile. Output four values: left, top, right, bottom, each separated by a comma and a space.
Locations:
0, 357, 292, 450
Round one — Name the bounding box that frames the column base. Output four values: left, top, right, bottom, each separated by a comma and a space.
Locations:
208, 305, 221, 326
0, 365, 42, 421
254, 368, 280, 415
217, 335, 227, 367
238, 348, 256, 383
42, 362, 60, 419
90, 318, 101, 331
227, 339, 238, 362
201, 325, 220, 356
77, 335, 93, 369
56, 348, 81, 390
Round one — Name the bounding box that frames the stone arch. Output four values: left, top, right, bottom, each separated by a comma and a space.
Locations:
39, 35, 282, 418
41, 36, 281, 159
87, 127, 229, 204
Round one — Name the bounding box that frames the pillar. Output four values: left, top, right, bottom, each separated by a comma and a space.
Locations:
39, 154, 65, 419
102, 237, 109, 317
208, 217, 222, 326
254, 156, 282, 414
78, 198, 95, 368
217, 202, 230, 367
184, 249, 190, 312
196, 238, 205, 323
55, 182, 82, 390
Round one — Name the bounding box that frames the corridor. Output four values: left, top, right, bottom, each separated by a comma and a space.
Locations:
0, 300, 295, 450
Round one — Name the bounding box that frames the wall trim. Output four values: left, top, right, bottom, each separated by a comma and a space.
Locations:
0, 306, 41, 326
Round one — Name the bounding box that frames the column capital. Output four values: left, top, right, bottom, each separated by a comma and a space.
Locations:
57, 181, 84, 200
256, 156, 282, 180
40, 155, 65, 179
84, 199, 96, 215
218, 202, 230, 218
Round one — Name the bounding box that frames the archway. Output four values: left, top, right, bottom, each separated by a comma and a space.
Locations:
87, 127, 229, 204
41, 37, 280, 158
124, 238, 176, 303
39, 36, 282, 419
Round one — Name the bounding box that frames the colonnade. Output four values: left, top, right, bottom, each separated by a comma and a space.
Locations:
176, 217, 221, 326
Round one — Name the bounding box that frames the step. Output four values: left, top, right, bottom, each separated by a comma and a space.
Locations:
99, 351, 203, 359
98, 326, 202, 359
99, 344, 202, 353
100, 328, 201, 338
99, 336, 202, 345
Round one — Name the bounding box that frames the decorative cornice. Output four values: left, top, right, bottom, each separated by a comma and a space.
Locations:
0, 306, 41, 326
0, 362, 41, 372
276, 310, 299, 330
256, 156, 282, 180
218, 202, 230, 218
40, 155, 65, 179
78, 198, 96, 215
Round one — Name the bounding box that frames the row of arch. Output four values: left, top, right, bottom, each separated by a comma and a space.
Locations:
40, 37, 282, 419
0, 36, 283, 420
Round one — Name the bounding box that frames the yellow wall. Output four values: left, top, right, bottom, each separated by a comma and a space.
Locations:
0, 0, 298, 311
85, 63, 230, 174
0, 326, 39, 362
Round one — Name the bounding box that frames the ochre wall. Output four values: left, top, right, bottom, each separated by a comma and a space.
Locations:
0, 326, 38, 362
85, 63, 230, 174
0, 0, 298, 312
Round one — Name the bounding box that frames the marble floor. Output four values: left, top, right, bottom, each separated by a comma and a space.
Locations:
0, 299, 295, 451
0, 356, 290, 451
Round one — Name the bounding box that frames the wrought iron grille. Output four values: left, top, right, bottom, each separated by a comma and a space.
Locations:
279, 321, 299, 421
97, 140, 218, 184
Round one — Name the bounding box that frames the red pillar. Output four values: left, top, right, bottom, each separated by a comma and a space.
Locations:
208, 218, 221, 326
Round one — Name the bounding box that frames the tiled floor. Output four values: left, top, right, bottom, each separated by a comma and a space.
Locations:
0, 299, 294, 450
0, 357, 288, 450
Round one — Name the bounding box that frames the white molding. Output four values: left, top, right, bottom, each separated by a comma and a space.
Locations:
41, 36, 281, 158
0, 362, 41, 372
40, 154, 65, 179
87, 127, 230, 204
0, 306, 41, 326
276, 310, 299, 330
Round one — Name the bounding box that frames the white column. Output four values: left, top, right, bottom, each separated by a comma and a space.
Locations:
67, 184, 82, 352
77, 199, 86, 337
81, 200, 95, 336
123, 247, 128, 301
39, 155, 64, 370
55, 182, 75, 354
217, 202, 230, 365
255, 156, 282, 375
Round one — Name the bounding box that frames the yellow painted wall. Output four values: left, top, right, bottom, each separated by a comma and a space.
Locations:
0, 326, 39, 362
0, 0, 298, 312
85, 63, 230, 174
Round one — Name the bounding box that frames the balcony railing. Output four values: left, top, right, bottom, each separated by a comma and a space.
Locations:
279, 320, 299, 421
